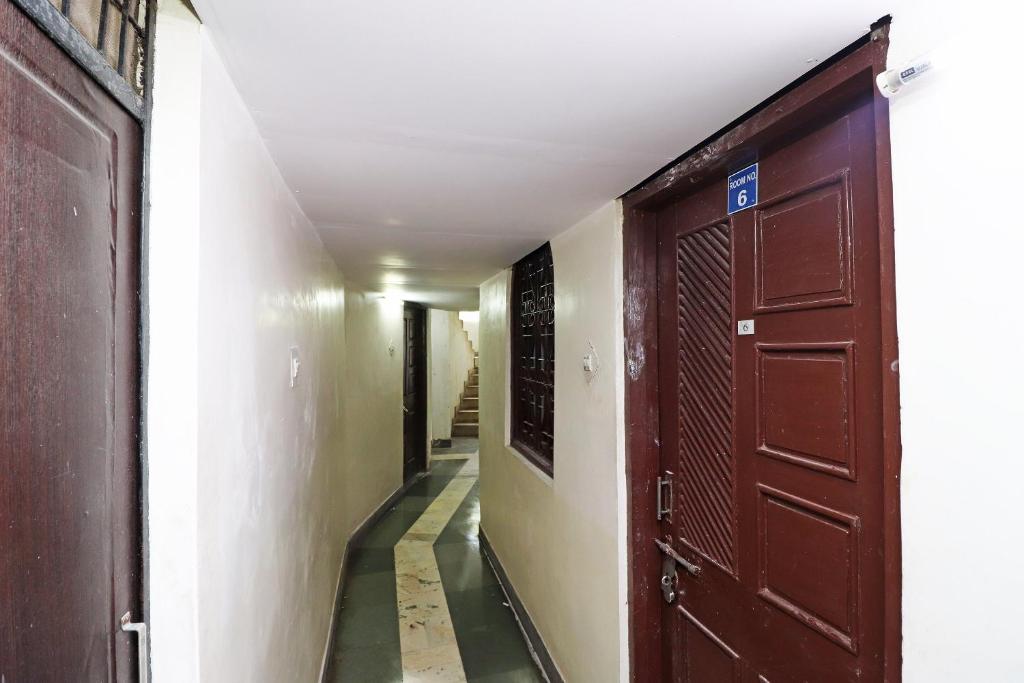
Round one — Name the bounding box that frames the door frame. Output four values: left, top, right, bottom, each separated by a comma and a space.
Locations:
621, 24, 901, 683
403, 302, 429, 480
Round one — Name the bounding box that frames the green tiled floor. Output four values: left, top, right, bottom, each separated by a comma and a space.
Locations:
326, 449, 544, 682
433, 437, 480, 455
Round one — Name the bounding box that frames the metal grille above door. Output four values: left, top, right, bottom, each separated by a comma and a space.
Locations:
46, 0, 148, 94
11, 0, 153, 118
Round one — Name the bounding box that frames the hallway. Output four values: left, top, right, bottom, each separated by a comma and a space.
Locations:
326, 440, 544, 682
6, 0, 1023, 680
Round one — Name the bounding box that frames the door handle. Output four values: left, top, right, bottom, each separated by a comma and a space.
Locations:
656, 473, 673, 520
403, 406, 410, 415
120, 612, 149, 683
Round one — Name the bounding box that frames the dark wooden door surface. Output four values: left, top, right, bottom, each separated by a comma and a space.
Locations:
403, 305, 427, 480
656, 92, 885, 681
0, 2, 143, 680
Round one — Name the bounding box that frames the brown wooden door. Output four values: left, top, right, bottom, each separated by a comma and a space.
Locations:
403, 304, 427, 480
0, 2, 143, 680
656, 91, 886, 681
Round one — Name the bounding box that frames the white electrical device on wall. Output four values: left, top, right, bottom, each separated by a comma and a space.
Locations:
877, 52, 936, 98
289, 346, 300, 388
583, 341, 600, 383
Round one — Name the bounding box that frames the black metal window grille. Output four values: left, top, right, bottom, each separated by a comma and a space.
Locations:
47, 0, 148, 95
510, 242, 555, 475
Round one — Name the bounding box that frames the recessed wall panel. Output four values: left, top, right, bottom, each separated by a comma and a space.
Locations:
755, 174, 852, 312
757, 486, 859, 653
679, 607, 742, 683
756, 343, 856, 479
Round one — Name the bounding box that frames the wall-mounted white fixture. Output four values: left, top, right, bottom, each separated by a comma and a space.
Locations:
289, 346, 301, 388
877, 52, 934, 98
583, 341, 600, 383
387, 338, 396, 357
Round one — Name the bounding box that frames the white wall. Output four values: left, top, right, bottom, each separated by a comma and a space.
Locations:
197, 32, 344, 683
146, 1, 202, 678
428, 310, 453, 442
459, 311, 480, 352
888, 5, 1024, 681
341, 290, 404, 515
428, 309, 476, 442
479, 202, 627, 682
148, 5, 404, 680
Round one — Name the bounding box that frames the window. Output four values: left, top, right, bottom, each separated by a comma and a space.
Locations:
510, 243, 555, 475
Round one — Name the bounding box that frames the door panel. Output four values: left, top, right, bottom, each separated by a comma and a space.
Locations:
671, 222, 736, 574
677, 608, 742, 683
0, 2, 142, 680
756, 343, 856, 478
754, 173, 853, 312
658, 95, 885, 681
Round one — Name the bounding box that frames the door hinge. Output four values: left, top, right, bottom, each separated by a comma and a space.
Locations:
656, 472, 673, 520
120, 611, 149, 683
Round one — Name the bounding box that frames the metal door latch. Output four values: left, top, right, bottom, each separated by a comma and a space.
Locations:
120, 612, 149, 683
656, 472, 673, 520
654, 538, 701, 577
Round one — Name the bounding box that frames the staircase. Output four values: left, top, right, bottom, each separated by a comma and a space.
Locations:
451, 356, 479, 438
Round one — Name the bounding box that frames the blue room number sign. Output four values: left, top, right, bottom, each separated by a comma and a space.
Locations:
727, 163, 759, 215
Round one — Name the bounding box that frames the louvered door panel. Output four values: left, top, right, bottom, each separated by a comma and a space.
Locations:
675, 224, 735, 573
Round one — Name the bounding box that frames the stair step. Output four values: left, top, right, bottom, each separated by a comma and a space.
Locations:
460, 397, 478, 408
464, 386, 478, 398
452, 423, 479, 437
455, 410, 478, 424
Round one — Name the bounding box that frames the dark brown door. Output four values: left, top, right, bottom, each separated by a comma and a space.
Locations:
0, 2, 143, 681
403, 304, 427, 480
656, 91, 886, 681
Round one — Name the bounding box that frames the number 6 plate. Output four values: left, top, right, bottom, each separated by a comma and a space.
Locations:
727, 162, 759, 215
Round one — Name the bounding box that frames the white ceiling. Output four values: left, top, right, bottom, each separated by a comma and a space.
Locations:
191, 0, 893, 310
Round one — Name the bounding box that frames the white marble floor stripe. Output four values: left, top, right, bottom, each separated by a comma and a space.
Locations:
395, 458, 478, 682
